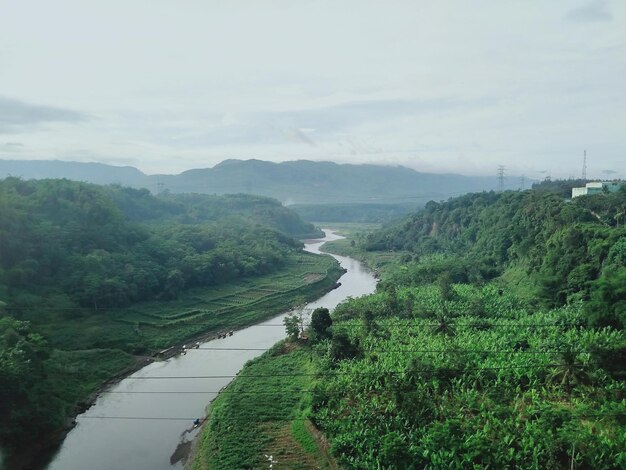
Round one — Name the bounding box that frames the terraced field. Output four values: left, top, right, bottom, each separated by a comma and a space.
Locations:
112, 251, 344, 350
39, 251, 343, 354
116, 252, 334, 326
36, 252, 343, 355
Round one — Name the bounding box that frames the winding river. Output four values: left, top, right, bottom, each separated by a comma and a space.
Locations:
46, 230, 377, 470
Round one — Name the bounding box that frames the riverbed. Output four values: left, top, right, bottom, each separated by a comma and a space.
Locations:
46, 230, 377, 470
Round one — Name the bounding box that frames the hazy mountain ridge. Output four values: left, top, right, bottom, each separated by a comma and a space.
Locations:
0, 159, 147, 187
0, 158, 525, 204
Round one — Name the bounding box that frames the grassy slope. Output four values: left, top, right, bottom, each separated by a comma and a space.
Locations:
191, 342, 335, 470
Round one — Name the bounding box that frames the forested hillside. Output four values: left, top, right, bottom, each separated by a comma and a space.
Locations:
0, 178, 320, 312
103, 186, 323, 237
0, 178, 335, 468
193, 186, 625, 469
364, 188, 626, 327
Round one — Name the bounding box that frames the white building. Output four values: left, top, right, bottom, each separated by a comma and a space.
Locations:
572, 181, 623, 198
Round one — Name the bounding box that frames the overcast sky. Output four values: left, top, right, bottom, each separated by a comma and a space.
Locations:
0, 0, 624, 178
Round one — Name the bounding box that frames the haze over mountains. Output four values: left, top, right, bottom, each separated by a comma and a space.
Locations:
0, 158, 525, 205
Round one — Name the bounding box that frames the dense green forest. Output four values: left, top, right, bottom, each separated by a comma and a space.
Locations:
0, 177, 335, 467
193, 186, 625, 469
0, 179, 321, 313
364, 188, 626, 325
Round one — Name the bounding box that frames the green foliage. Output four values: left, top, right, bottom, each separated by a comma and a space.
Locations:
0, 317, 52, 447
0, 178, 315, 315
191, 345, 333, 469
199, 185, 626, 469
0, 177, 342, 462
284, 314, 302, 340
105, 187, 323, 238
311, 286, 625, 469
310, 308, 332, 340
437, 272, 455, 301
290, 202, 419, 223
364, 189, 626, 315
585, 267, 626, 329
329, 330, 360, 362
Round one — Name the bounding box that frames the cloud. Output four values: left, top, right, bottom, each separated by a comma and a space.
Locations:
565, 0, 612, 23
0, 142, 24, 152
269, 97, 480, 134
0, 97, 88, 133
282, 127, 316, 146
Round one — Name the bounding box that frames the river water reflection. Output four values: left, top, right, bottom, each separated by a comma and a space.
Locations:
47, 230, 377, 470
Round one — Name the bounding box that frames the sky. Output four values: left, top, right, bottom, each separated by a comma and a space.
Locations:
0, 0, 625, 178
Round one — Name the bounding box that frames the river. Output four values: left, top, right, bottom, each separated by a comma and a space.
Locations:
46, 230, 377, 470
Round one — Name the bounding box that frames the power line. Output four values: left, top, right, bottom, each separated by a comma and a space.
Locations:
193, 347, 598, 355
122, 363, 604, 380
158, 322, 588, 329
82, 416, 198, 421
80, 412, 626, 421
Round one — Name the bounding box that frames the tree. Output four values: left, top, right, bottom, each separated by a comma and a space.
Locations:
163, 269, 185, 300
329, 330, 360, 362
283, 314, 301, 340
432, 314, 455, 338
438, 272, 455, 301
586, 268, 626, 329
310, 307, 332, 340
548, 351, 593, 396
0, 317, 54, 448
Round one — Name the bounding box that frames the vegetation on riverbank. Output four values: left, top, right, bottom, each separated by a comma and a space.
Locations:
36, 250, 342, 353
312, 288, 625, 469
0, 177, 339, 468
291, 202, 418, 224
191, 342, 336, 470
194, 186, 626, 469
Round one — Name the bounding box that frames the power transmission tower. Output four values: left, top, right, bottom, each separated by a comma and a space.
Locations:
582, 150, 587, 180
497, 166, 506, 193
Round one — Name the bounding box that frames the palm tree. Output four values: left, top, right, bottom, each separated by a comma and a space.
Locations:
548, 350, 593, 395
431, 314, 456, 337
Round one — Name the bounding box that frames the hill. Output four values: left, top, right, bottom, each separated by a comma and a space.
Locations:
0, 177, 337, 467
364, 188, 626, 322
0, 159, 147, 187
0, 158, 526, 205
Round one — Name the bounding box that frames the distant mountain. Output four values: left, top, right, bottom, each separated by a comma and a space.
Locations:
0, 158, 525, 204
0, 159, 148, 187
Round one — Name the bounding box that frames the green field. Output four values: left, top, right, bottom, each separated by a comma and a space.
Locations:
320, 238, 410, 278
318, 223, 410, 277
191, 342, 336, 470
39, 251, 343, 354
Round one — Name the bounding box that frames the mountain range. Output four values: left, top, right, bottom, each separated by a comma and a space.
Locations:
0, 158, 526, 205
